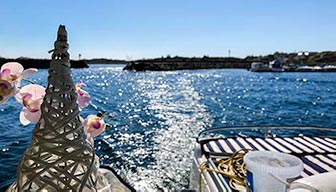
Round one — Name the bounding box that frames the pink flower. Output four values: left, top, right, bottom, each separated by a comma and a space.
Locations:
75, 83, 90, 108
1, 62, 37, 87
83, 115, 106, 138
0, 62, 38, 105
22, 94, 41, 112
0, 80, 13, 104
17, 84, 45, 125
0, 63, 22, 83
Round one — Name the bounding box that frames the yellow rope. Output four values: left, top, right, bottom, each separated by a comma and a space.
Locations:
199, 149, 251, 192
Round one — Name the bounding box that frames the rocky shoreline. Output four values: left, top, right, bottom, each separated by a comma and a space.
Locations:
2, 51, 336, 70
123, 60, 249, 71
123, 51, 336, 71
83, 58, 127, 64
0, 57, 89, 69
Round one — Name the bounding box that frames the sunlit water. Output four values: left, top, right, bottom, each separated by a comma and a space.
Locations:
0, 65, 335, 191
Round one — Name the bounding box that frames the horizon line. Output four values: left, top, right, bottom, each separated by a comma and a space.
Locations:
1, 50, 334, 61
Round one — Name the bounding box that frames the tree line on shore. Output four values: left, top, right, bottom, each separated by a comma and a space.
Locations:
1, 51, 335, 69
124, 51, 336, 71
0, 57, 88, 69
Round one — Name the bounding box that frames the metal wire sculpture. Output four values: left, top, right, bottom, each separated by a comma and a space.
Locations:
8, 25, 99, 191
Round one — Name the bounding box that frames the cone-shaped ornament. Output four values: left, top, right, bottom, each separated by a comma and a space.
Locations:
8, 25, 98, 191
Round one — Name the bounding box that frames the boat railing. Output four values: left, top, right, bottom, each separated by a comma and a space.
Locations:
196, 126, 336, 144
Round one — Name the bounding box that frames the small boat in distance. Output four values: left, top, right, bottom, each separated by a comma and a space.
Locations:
250, 61, 336, 72
189, 126, 336, 191
250, 61, 284, 72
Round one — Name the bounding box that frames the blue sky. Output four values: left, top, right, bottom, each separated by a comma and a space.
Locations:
0, 0, 335, 59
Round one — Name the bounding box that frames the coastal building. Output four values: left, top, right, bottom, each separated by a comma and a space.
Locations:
250, 62, 269, 72
269, 60, 284, 72
250, 59, 285, 72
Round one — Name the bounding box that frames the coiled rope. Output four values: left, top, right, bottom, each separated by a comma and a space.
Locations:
199, 149, 251, 192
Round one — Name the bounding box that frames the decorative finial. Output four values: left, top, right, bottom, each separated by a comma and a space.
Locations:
48, 25, 70, 66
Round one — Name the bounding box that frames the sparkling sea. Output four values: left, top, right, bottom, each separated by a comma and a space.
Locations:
0, 65, 335, 191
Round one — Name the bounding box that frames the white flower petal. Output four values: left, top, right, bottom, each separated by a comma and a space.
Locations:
1, 62, 23, 76
21, 68, 38, 79
19, 108, 31, 125
19, 84, 45, 100
27, 110, 41, 123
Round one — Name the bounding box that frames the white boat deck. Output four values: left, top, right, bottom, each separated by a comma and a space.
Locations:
194, 135, 335, 192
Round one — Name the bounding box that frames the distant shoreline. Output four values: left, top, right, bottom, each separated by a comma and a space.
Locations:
1, 51, 336, 70
0, 57, 88, 69
123, 51, 336, 71
84, 58, 128, 64
123, 61, 249, 71
0, 57, 130, 69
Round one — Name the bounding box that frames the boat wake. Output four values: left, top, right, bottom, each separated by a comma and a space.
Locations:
125, 74, 213, 191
